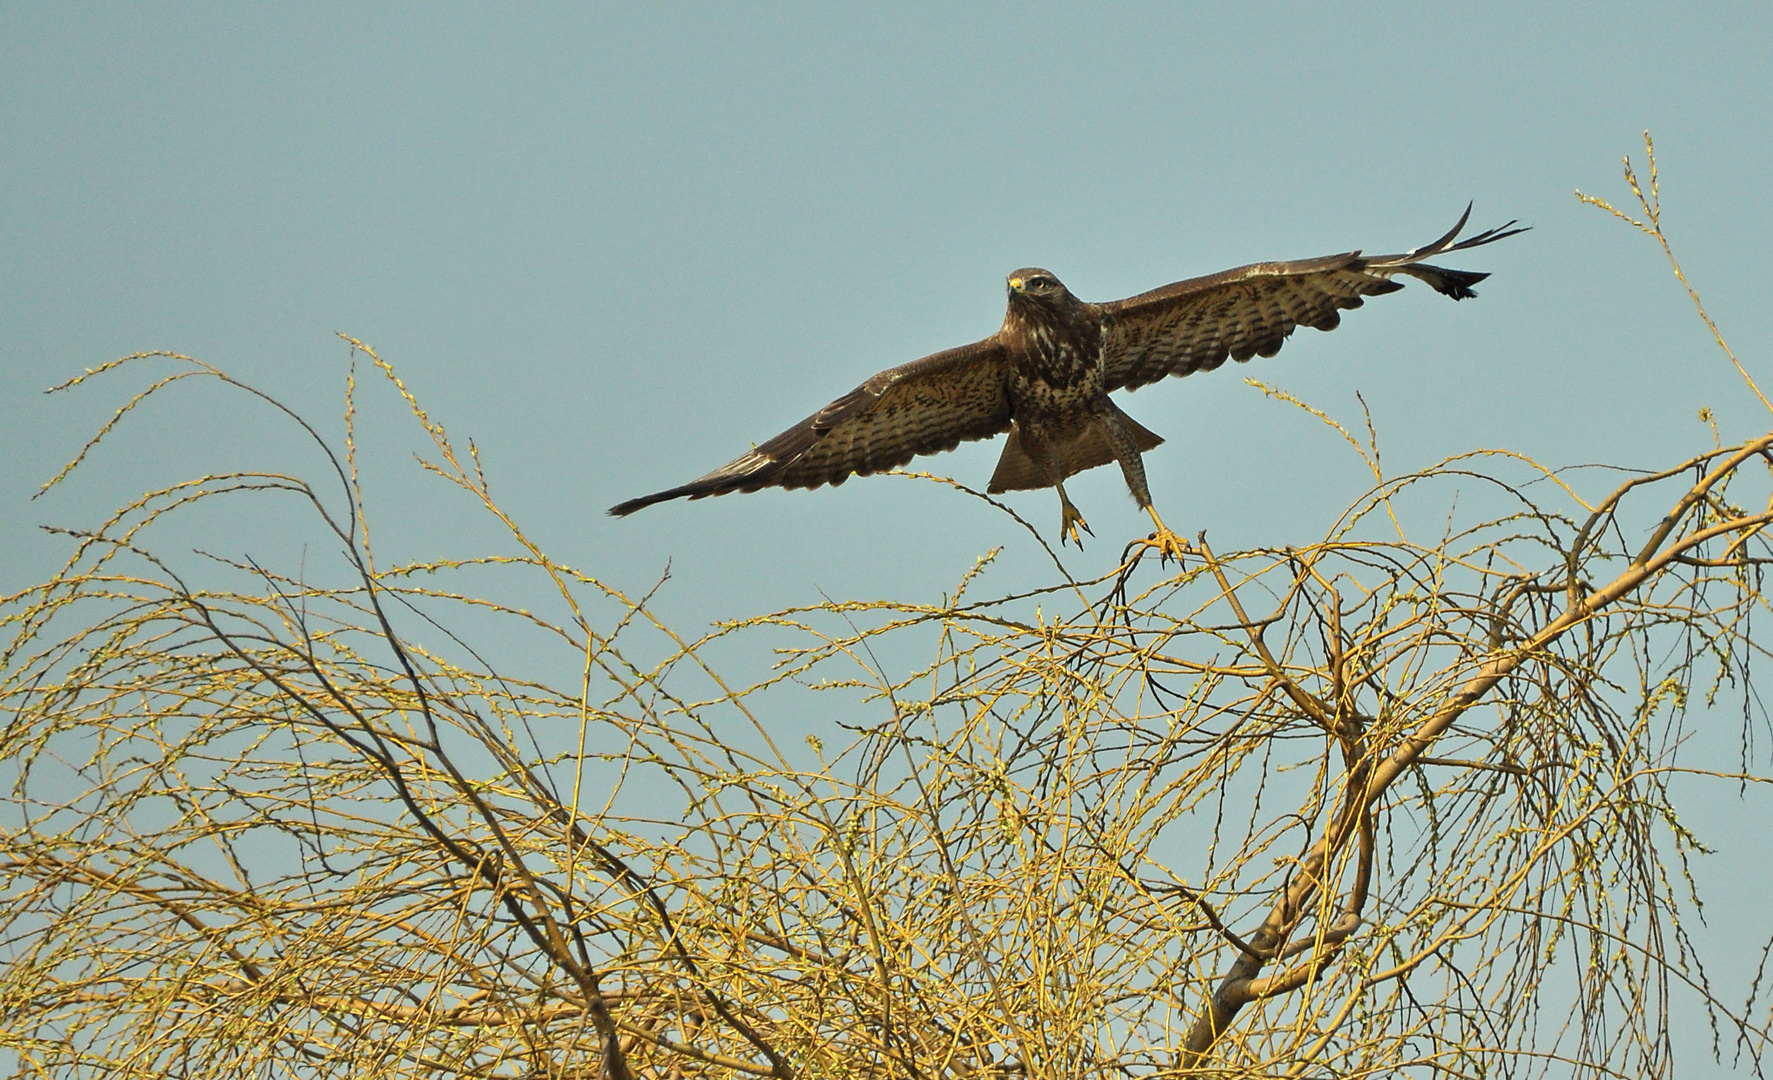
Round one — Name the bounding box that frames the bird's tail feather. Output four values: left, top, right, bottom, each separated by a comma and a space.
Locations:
987, 412, 1164, 494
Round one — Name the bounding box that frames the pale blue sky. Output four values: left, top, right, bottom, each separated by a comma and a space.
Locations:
4, 4, 1771, 1068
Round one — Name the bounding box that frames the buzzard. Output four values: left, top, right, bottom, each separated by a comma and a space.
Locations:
610, 207, 1524, 557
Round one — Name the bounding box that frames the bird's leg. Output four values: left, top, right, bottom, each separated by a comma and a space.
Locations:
1056, 481, 1093, 548
1141, 503, 1192, 564
1098, 407, 1191, 565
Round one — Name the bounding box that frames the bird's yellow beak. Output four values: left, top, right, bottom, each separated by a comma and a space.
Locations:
1008, 276, 1025, 293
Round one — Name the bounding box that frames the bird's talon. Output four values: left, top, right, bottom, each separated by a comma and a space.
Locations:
1060, 504, 1092, 548
1138, 526, 1192, 566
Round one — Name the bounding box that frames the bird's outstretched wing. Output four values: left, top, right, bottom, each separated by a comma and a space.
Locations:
609, 338, 1013, 516
1100, 207, 1526, 393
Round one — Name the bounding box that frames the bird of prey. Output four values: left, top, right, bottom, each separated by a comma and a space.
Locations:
610, 207, 1524, 557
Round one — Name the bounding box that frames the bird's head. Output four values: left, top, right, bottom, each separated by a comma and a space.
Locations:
1006, 268, 1070, 307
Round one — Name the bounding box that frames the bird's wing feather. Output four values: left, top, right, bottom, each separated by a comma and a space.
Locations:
608, 338, 1013, 515
1100, 207, 1525, 393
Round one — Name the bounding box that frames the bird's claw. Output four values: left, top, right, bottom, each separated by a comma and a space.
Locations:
1060, 503, 1094, 548
1137, 525, 1192, 566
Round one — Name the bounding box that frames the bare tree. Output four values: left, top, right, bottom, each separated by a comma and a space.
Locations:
4, 136, 1770, 1079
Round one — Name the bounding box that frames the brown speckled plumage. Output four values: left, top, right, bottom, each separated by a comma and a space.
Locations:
609, 207, 1524, 532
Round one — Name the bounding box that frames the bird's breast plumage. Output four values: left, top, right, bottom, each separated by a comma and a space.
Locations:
1004, 299, 1106, 424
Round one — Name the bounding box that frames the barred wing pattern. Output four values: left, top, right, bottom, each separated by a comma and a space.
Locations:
1101, 208, 1524, 393
608, 340, 1012, 516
